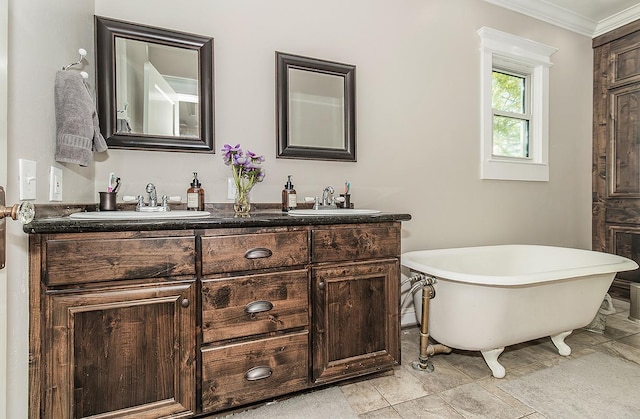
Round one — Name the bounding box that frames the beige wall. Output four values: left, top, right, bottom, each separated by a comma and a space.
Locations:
5, 0, 593, 415
6, 0, 95, 415
92, 0, 593, 252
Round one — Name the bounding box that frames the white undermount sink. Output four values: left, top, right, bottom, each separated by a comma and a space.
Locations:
287, 209, 381, 216
69, 210, 211, 220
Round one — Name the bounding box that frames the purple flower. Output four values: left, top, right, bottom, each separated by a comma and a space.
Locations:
222, 143, 266, 191
221, 143, 241, 164
234, 155, 248, 166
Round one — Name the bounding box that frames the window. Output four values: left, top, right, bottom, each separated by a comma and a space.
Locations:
492, 70, 530, 158
478, 27, 557, 181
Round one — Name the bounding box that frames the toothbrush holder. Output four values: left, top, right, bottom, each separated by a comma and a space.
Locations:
99, 192, 117, 211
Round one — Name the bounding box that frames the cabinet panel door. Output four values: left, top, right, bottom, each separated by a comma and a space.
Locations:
609, 30, 640, 88
608, 84, 640, 197
311, 259, 400, 384
44, 281, 196, 418
609, 225, 640, 281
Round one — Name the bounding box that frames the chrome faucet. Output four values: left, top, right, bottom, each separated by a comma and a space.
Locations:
146, 183, 157, 207
322, 186, 335, 207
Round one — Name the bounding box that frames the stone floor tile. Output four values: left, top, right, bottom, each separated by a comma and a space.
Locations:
403, 355, 474, 392
341, 380, 390, 415
596, 339, 640, 365
438, 350, 493, 380
392, 394, 464, 418
368, 365, 430, 404
604, 315, 640, 336
618, 331, 640, 349
359, 406, 403, 418
439, 382, 531, 419
475, 377, 536, 417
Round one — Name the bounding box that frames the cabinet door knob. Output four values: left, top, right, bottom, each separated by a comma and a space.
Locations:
318, 281, 325, 290
181, 298, 190, 308
244, 247, 273, 259
244, 300, 274, 314
244, 365, 273, 381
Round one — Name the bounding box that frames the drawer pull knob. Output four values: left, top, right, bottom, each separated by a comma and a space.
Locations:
245, 300, 274, 314
181, 298, 190, 308
244, 365, 273, 381
244, 247, 273, 259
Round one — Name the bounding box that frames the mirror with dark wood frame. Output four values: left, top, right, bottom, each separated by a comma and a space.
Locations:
276, 52, 356, 161
95, 16, 214, 153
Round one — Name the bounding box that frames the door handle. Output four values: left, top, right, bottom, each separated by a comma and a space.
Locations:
1, 186, 35, 269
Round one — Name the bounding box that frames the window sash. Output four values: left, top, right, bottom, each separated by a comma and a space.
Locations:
491, 69, 532, 160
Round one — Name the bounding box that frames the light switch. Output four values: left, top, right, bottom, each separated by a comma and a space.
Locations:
49, 166, 62, 201
227, 177, 237, 200
18, 159, 36, 200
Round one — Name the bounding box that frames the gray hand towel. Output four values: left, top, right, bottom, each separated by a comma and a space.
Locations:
54, 70, 108, 166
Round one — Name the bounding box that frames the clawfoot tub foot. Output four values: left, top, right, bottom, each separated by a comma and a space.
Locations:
481, 348, 506, 378
551, 330, 573, 356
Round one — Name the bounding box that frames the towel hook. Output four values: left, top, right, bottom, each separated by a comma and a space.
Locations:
63, 48, 89, 79
63, 48, 87, 71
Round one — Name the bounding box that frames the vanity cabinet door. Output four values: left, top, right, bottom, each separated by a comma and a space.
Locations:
311, 259, 400, 384
43, 280, 196, 418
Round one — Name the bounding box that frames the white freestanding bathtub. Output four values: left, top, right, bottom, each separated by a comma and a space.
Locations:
402, 245, 638, 378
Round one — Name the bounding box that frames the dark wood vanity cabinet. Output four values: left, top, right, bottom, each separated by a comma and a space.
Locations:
30, 231, 197, 418
199, 227, 310, 413
28, 220, 405, 418
310, 225, 401, 384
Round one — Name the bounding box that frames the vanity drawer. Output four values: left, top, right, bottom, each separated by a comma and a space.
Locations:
201, 231, 308, 275
201, 269, 309, 343
201, 331, 308, 412
44, 236, 196, 286
312, 224, 400, 263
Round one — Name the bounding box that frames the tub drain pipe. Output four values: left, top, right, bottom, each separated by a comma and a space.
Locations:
409, 274, 452, 372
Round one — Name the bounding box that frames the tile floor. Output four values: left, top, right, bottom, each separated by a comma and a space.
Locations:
228, 297, 640, 418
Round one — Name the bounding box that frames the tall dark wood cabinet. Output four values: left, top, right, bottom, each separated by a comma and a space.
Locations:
593, 20, 640, 299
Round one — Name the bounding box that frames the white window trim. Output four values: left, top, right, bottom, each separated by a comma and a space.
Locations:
478, 27, 557, 181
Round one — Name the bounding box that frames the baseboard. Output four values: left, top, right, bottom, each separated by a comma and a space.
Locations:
401, 306, 417, 327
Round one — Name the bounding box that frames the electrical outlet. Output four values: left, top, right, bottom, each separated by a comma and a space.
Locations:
227, 177, 237, 200
18, 159, 36, 200
49, 166, 63, 201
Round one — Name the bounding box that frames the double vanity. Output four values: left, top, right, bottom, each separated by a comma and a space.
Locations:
25, 209, 410, 418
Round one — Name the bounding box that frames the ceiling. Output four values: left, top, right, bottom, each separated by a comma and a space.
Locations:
485, 0, 640, 37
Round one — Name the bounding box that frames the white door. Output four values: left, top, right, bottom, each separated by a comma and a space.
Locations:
0, 0, 9, 414
143, 61, 179, 136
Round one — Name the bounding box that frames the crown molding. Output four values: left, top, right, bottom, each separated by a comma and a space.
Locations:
594, 4, 640, 37
483, 0, 596, 36
486, 0, 640, 37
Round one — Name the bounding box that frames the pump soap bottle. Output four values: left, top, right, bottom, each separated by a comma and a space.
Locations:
187, 172, 205, 211
282, 175, 297, 212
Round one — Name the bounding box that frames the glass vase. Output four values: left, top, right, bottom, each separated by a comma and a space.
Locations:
234, 188, 251, 217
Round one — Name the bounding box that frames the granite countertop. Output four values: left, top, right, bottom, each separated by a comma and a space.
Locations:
23, 204, 412, 234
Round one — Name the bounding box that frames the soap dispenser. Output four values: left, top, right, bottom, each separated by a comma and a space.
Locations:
187, 172, 205, 211
282, 175, 297, 212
